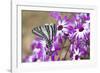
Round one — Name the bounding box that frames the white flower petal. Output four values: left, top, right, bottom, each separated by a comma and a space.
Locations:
40, 40, 46, 48
62, 28, 68, 32
58, 20, 62, 25
28, 55, 34, 62
33, 48, 41, 53
51, 46, 55, 51
61, 20, 67, 25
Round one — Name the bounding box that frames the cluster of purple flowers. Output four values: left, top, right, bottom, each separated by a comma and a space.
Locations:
23, 12, 90, 62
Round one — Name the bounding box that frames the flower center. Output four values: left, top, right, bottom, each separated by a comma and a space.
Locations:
75, 55, 79, 60
58, 25, 63, 30
64, 33, 69, 36
33, 58, 37, 62
79, 27, 84, 32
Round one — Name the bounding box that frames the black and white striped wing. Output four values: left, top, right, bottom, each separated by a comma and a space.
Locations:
32, 24, 57, 46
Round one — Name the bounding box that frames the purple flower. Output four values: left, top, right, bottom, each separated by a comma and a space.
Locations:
69, 39, 89, 60
51, 51, 58, 61
56, 19, 69, 37
70, 44, 85, 60
24, 39, 49, 62
50, 11, 61, 21
74, 21, 90, 40
50, 11, 69, 38
79, 13, 90, 21
73, 13, 90, 26
71, 48, 82, 60
50, 39, 62, 52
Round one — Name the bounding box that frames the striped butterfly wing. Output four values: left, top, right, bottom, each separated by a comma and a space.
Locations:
32, 24, 57, 47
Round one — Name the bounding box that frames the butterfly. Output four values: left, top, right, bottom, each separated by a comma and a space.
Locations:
32, 23, 57, 48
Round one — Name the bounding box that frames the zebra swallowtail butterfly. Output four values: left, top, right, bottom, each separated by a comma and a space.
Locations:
32, 23, 57, 48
